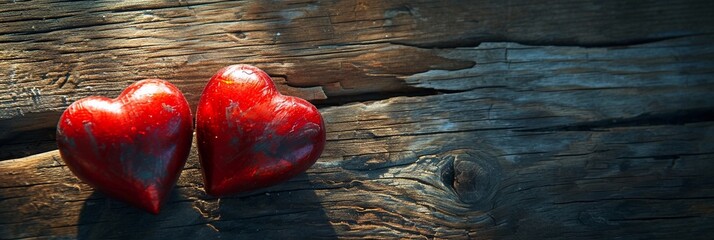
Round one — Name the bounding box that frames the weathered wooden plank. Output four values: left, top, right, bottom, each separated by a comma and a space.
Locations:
1, 1, 714, 239
1, 85, 713, 238
3, 33, 713, 160
404, 35, 714, 93
2, 34, 714, 238
2, 0, 713, 149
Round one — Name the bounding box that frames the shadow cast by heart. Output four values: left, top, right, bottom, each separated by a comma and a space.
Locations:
208, 173, 338, 238
76, 190, 200, 239
77, 173, 337, 239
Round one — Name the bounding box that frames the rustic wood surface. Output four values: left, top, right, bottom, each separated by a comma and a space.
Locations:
1, 0, 714, 239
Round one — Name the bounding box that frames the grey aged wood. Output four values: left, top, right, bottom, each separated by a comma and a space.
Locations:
1, 0, 714, 239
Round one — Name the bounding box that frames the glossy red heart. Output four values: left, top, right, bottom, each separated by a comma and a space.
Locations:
196, 64, 326, 196
56, 79, 193, 214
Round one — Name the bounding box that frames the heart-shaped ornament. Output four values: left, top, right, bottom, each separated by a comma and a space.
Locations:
56, 79, 193, 214
196, 65, 326, 196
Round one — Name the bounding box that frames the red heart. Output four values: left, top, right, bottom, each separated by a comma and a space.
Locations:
196, 65, 326, 196
56, 79, 193, 214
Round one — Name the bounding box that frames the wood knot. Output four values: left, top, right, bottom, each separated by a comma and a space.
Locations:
443, 149, 502, 207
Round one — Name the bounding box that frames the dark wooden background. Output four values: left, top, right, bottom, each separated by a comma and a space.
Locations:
1, 0, 713, 239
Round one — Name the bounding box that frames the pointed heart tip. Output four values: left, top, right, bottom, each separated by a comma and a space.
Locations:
204, 184, 241, 197
139, 186, 164, 215
203, 185, 222, 197
142, 203, 161, 215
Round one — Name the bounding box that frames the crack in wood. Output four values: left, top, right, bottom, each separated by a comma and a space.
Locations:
389, 33, 713, 49
518, 108, 714, 132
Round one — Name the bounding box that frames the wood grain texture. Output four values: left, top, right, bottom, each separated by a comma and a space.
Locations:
1, 0, 713, 149
2, 33, 714, 238
2, 0, 714, 239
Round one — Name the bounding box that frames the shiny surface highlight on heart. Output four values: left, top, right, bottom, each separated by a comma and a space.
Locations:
56, 79, 193, 214
196, 65, 326, 196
